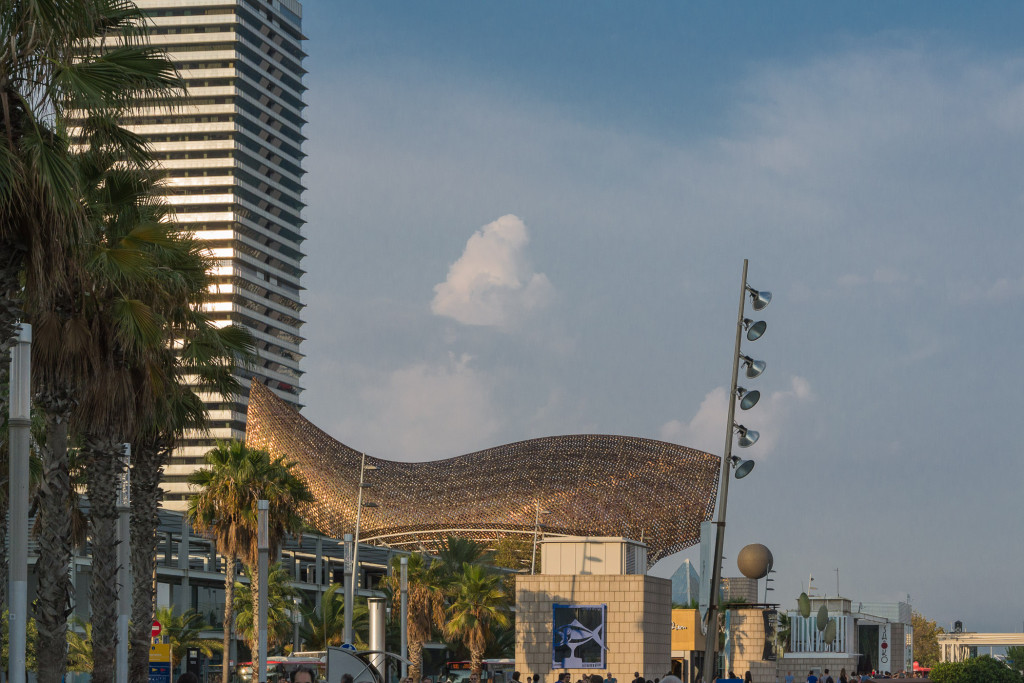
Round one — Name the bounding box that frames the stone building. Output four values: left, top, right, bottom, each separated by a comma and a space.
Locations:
516, 537, 672, 683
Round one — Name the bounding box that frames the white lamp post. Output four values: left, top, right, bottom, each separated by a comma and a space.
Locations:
7, 324, 31, 683
344, 454, 377, 646
257, 499, 269, 683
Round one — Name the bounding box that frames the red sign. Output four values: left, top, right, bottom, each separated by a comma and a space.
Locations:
152, 620, 162, 638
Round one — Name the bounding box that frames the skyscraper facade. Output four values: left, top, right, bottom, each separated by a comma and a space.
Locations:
131, 0, 307, 508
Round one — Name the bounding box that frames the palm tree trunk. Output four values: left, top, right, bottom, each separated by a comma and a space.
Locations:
251, 561, 262, 667
470, 647, 484, 676
223, 556, 236, 683
34, 388, 74, 683
129, 439, 168, 683
408, 639, 424, 683
84, 434, 126, 683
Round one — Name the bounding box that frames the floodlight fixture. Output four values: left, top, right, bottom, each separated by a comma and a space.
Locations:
735, 424, 759, 448
740, 355, 767, 379
736, 387, 760, 411
362, 501, 379, 508
730, 455, 755, 479
743, 318, 767, 342
746, 286, 772, 311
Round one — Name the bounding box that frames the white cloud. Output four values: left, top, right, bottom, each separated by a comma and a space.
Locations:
337, 354, 502, 461
837, 267, 911, 288
431, 215, 553, 328
660, 376, 814, 456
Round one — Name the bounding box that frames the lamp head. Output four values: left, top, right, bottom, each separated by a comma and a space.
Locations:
363, 464, 378, 471
747, 286, 772, 311
737, 387, 760, 410
362, 501, 379, 508
743, 318, 767, 342
735, 424, 759, 448
730, 455, 755, 479
740, 355, 767, 379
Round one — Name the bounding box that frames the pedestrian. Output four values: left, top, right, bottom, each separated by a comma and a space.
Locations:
290, 667, 316, 683
838, 668, 847, 683
785, 672, 795, 683
806, 671, 818, 683
745, 672, 753, 683
823, 669, 833, 683
513, 673, 522, 683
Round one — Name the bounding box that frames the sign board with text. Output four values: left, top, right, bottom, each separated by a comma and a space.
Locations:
671, 608, 704, 652
150, 643, 171, 683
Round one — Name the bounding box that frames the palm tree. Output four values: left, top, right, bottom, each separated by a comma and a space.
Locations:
435, 536, 493, 580
774, 612, 791, 658
444, 564, 511, 676
153, 606, 224, 675
188, 441, 314, 683
300, 584, 369, 650
381, 553, 447, 683
233, 562, 305, 655
120, 224, 253, 682
1, 3, 179, 680
66, 616, 93, 674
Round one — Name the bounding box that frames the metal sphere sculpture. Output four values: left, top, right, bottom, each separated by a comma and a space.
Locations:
736, 543, 773, 579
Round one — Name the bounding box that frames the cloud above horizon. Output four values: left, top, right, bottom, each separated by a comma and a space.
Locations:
431, 214, 553, 329
660, 376, 814, 455
335, 354, 502, 461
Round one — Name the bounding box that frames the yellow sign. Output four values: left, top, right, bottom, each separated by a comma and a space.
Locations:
671, 609, 703, 652
150, 643, 171, 663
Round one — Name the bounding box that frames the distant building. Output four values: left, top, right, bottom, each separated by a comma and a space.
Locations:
129, 0, 309, 509
671, 559, 700, 605
783, 597, 913, 676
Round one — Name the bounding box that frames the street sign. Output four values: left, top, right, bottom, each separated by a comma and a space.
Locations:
150, 643, 171, 683
151, 620, 162, 638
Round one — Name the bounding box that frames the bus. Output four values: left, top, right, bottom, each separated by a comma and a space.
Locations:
442, 659, 515, 683
236, 655, 327, 682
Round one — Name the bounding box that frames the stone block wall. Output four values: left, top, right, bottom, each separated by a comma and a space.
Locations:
516, 574, 672, 683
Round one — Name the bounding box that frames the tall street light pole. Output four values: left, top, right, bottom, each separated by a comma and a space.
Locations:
257, 500, 269, 683
345, 454, 376, 646
400, 556, 409, 678
7, 324, 30, 683
702, 260, 770, 682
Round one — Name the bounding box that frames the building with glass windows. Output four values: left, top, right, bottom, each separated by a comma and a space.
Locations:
130, 0, 307, 508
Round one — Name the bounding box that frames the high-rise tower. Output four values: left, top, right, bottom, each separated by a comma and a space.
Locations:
131, 0, 307, 508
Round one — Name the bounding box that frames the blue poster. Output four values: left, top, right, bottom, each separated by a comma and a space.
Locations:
552, 604, 607, 669
149, 661, 171, 683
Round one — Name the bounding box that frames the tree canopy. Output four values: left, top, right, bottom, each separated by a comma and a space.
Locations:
930, 655, 1023, 683
911, 610, 945, 668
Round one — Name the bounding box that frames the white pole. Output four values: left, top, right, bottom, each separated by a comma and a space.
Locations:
345, 453, 367, 645
400, 556, 409, 678
116, 444, 132, 683
368, 597, 386, 677
530, 500, 541, 575
8, 324, 31, 683
257, 500, 269, 683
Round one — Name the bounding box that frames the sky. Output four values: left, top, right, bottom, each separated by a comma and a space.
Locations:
295, 1, 1024, 633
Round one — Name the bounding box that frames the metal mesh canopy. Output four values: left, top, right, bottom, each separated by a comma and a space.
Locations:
245, 382, 720, 565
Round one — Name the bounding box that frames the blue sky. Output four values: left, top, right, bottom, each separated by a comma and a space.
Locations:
296, 1, 1024, 632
